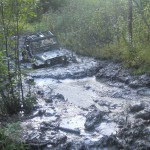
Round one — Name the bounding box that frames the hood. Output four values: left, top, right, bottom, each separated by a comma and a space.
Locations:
34, 49, 66, 61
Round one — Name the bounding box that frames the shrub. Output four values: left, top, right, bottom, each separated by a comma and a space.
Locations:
0, 123, 29, 150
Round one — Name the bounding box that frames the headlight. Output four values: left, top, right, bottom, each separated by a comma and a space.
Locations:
62, 56, 65, 61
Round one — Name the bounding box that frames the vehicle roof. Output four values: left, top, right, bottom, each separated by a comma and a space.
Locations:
25, 31, 55, 42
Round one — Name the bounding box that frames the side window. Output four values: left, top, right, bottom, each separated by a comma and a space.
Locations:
32, 41, 41, 53
32, 41, 40, 49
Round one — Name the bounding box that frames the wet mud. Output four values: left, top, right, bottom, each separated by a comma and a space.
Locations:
19, 49, 150, 149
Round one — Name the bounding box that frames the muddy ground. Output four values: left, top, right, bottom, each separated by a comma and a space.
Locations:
12, 49, 150, 149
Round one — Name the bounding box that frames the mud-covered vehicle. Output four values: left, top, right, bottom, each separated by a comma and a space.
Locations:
22, 31, 68, 69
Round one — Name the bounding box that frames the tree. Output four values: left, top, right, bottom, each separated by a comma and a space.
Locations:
128, 0, 133, 45
0, 0, 37, 114
133, 0, 150, 42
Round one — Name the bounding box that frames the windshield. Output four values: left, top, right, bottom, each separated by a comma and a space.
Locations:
30, 37, 57, 54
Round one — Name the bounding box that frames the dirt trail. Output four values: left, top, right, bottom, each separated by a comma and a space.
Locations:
21, 49, 150, 150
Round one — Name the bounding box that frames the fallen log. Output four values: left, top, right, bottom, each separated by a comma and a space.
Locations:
58, 126, 80, 135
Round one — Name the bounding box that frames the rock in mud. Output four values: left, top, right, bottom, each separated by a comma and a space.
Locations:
129, 80, 143, 88
129, 74, 150, 88
117, 119, 150, 150
40, 121, 58, 131
46, 93, 65, 103
55, 93, 65, 100
63, 141, 86, 150
50, 141, 72, 150
38, 110, 46, 116
52, 135, 67, 145
26, 134, 67, 150
45, 98, 53, 103
96, 63, 121, 80
129, 103, 145, 113
26, 76, 35, 84
37, 90, 44, 96
116, 69, 131, 84
137, 88, 150, 96
98, 135, 122, 149
97, 100, 110, 107
135, 111, 150, 120
84, 109, 103, 130
139, 73, 150, 86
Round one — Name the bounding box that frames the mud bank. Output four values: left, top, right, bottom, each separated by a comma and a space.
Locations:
96, 62, 150, 89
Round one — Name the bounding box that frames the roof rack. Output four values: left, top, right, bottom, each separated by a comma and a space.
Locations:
25, 31, 55, 42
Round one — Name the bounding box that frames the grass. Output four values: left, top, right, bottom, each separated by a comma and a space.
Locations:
0, 123, 29, 150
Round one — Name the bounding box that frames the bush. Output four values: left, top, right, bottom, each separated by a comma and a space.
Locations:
0, 123, 29, 150
0, 83, 37, 115
23, 94, 37, 114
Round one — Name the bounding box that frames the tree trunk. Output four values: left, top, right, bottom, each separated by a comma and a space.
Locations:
128, 0, 133, 45
16, 0, 24, 102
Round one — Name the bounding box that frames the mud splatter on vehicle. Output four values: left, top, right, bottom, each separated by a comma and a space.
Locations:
22, 31, 74, 69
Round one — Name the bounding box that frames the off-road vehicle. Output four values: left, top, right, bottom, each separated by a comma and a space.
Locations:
22, 31, 68, 69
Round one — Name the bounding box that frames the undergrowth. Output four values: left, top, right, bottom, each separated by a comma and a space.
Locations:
26, 0, 150, 74
0, 123, 29, 150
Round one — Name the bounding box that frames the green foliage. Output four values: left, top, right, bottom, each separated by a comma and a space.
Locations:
4, 123, 22, 140
0, 52, 7, 79
0, 96, 21, 114
40, 0, 67, 11
34, 0, 150, 73
23, 93, 37, 114
0, 123, 28, 150
0, 0, 37, 115
29, 0, 67, 23
36, 0, 126, 51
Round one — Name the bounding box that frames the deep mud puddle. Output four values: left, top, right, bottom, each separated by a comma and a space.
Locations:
21, 76, 150, 149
